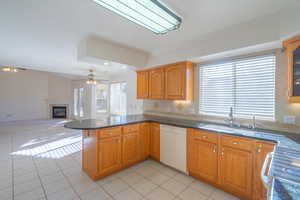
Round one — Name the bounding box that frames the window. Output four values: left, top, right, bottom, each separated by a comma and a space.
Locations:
199, 54, 276, 121
74, 88, 84, 117
95, 84, 109, 113
110, 82, 127, 115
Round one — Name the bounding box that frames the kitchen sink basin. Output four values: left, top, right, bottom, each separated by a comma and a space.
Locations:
201, 124, 257, 136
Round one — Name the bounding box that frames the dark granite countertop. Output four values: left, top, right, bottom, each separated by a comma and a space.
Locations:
64, 114, 300, 200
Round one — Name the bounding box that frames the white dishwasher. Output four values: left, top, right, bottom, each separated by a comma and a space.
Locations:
160, 124, 187, 173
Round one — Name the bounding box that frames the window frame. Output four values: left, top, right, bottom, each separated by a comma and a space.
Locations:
109, 81, 127, 116
198, 53, 276, 121
95, 83, 109, 114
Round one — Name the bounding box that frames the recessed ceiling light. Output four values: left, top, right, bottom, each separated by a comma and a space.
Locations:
104, 62, 109, 66
121, 65, 127, 69
93, 0, 182, 34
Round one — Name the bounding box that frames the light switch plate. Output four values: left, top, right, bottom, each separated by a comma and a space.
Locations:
283, 116, 296, 124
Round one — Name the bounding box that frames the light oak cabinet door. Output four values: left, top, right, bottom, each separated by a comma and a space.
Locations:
149, 68, 165, 99
150, 123, 160, 161
188, 136, 218, 183
140, 123, 150, 160
253, 142, 275, 200
137, 71, 149, 99
122, 132, 140, 167
82, 130, 98, 179
165, 64, 186, 100
98, 136, 122, 176
283, 35, 300, 103
220, 146, 253, 199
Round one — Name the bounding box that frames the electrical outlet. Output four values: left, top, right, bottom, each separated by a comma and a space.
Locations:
283, 116, 296, 124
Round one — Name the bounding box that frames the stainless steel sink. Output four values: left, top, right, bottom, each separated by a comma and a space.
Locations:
200, 124, 256, 136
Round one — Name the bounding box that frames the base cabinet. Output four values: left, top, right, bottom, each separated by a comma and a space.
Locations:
140, 123, 150, 160
122, 132, 140, 167
188, 128, 275, 200
188, 129, 218, 183
220, 146, 253, 198
150, 123, 160, 161
82, 130, 98, 179
82, 123, 152, 180
98, 136, 122, 176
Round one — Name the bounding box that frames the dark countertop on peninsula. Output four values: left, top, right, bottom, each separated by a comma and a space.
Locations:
65, 114, 300, 200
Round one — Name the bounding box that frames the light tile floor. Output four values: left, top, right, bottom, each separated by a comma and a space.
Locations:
0, 120, 240, 200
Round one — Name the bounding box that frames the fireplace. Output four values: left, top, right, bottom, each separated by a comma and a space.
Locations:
52, 106, 67, 119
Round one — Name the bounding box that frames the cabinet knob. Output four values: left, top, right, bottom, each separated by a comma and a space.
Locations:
257, 148, 261, 153
232, 142, 239, 145
221, 152, 224, 156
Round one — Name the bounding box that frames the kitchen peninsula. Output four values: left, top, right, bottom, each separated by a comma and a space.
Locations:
65, 114, 300, 200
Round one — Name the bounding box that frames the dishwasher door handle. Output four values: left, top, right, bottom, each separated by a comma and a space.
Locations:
261, 152, 274, 189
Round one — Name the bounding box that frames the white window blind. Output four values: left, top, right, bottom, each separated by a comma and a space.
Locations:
199, 54, 275, 121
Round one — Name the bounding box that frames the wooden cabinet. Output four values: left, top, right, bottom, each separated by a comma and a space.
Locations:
283, 35, 300, 103
165, 62, 194, 100
122, 132, 140, 167
150, 123, 160, 161
82, 130, 98, 179
220, 135, 254, 199
187, 130, 274, 200
220, 146, 253, 199
136, 61, 195, 100
188, 129, 218, 183
140, 123, 150, 160
98, 136, 122, 176
149, 68, 165, 99
137, 71, 149, 99
253, 142, 275, 200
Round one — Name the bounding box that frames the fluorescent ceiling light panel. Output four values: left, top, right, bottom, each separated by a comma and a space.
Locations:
93, 0, 182, 34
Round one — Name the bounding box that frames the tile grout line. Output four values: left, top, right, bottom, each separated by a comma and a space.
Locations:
55, 157, 83, 200
11, 135, 14, 200
32, 156, 49, 200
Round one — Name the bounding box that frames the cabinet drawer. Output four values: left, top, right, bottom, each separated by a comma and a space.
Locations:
98, 127, 122, 139
191, 129, 218, 144
221, 135, 254, 151
123, 124, 139, 134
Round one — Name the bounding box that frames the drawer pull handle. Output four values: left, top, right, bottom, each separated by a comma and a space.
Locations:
233, 142, 239, 145
202, 136, 208, 139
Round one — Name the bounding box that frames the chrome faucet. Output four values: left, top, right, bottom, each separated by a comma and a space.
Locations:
225, 107, 234, 127
248, 115, 256, 130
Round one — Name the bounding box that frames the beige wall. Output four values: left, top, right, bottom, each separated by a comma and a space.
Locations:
144, 50, 300, 134
0, 70, 72, 121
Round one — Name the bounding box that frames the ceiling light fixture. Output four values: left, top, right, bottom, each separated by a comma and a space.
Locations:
86, 69, 97, 85
93, 0, 182, 34
1, 66, 26, 73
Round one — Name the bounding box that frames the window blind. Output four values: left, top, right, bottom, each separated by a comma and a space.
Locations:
199, 54, 275, 121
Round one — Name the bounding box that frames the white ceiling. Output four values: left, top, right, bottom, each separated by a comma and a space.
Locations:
0, 0, 299, 76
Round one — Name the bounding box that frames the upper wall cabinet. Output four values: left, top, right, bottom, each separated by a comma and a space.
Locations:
137, 71, 149, 99
149, 67, 165, 100
165, 62, 194, 100
136, 61, 195, 100
284, 35, 300, 103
